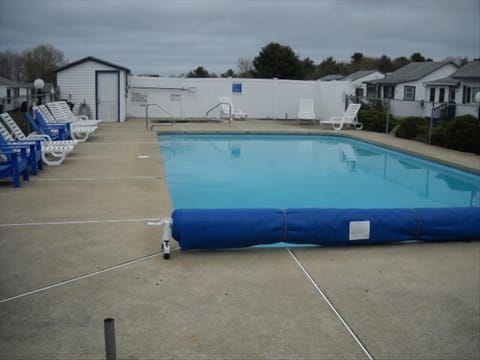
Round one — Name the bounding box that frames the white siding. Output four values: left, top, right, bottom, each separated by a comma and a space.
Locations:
353, 71, 384, 96
393, 64, 458, 102
57, 60, 128, 121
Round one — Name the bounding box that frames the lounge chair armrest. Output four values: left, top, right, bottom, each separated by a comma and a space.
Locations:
0, 144, 30, 158
27, 134, 53, 144
15, 139, 42, 149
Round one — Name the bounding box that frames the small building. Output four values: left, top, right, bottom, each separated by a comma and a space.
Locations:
424, 61, 480, 118
344, 70, 384, 97
55, 56, 131, 122
365, 61, 458, 118
0, 76, 32, 112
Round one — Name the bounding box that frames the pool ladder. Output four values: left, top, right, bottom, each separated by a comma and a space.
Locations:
205, 102, 232, 124
145, 103, 175, 130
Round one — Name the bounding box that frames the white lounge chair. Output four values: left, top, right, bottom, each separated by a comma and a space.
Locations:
35, 106, 96, 142
218, 97, 248, 120
0, 115, 73, 166
47, 101, 102, 125
0, 112, 78, 148
319, 103, 363, 131
297, 99, 316, 125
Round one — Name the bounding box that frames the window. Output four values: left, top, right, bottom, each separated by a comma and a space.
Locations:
429, 88, 435, 102
383, 86, 394, 99
355, 88, 364, 97
463, 86, 480, 103
449, 88, 455, 101
404, 86, 415, 101
6, 89, 11, 104
439, 88, 445, 103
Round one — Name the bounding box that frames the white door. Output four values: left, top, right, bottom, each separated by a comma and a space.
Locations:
96, 72, 119, 121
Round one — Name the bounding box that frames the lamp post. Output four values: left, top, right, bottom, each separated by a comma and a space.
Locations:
33, 78, 45, 106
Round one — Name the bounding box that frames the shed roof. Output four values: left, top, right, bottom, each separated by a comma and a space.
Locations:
55, 56, 131, 73
367, 61, 456, 85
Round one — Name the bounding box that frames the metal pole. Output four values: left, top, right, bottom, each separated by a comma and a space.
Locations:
385, 99, 390, 133
428, 100, 435, 144
145, 104, 149, 130
104, 318, 117, 360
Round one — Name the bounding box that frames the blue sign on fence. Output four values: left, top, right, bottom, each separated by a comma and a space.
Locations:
232, 83, 242, 93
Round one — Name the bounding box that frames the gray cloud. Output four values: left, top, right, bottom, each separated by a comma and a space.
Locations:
1, 0, 479, 76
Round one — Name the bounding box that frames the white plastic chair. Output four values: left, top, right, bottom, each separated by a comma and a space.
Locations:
218, 97, 248, 120
47, 101, 102, 125
319, 103, 363, 130
297, 99, 316, 125
36, 106, 96, 142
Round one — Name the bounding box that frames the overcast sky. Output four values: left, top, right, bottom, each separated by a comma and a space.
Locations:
0, 0, 479, 76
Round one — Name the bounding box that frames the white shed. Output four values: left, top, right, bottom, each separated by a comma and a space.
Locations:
55, 56, 131, 122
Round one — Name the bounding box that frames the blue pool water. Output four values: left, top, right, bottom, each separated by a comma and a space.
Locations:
159, 134, 480, 209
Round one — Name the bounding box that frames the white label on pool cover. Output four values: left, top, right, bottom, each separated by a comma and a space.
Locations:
349, 221, 370, 240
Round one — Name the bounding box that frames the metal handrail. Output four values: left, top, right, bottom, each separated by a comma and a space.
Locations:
205, 102, 231, 124
145, 103, 175, 130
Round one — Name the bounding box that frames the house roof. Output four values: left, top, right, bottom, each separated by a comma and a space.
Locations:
424, 78, 460, 86
0, 76, 33, 88
0, 76, 16, 86
55, 56, 131, 73
451, 61, 480, 79
424, 61, 480, 86
319, 74, 345, 81
367, 61, 457, 85
344, 70, 380, 81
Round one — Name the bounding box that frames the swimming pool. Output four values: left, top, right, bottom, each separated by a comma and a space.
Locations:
159, 134, 479, 209
159, 133, 480, 252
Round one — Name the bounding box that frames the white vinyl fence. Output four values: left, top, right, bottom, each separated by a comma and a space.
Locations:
127, 76, 355, 121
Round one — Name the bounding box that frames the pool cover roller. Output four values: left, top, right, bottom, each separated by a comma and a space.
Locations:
171, 207, 480, 250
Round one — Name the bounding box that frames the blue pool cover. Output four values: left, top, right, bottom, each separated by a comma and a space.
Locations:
172, 207, 480, 250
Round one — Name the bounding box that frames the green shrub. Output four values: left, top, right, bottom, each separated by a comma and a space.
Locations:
358, 109, 397, 133
444, 115, 480, 154
395, 117, 429, 142
430, 124, 446, 147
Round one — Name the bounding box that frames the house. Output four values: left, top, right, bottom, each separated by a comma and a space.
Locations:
0, 77, 33, 112
365, 61, 458, 117
55, 56, 131, 122
424, 61, 480, 118
344, 70, 384, 97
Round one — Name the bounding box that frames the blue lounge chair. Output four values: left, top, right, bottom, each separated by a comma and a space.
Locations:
0, 145, 30, 187
34, 107, 95, 142
0, 124, 42, 175
0, 113, 74, 166
26, 111, 71, 141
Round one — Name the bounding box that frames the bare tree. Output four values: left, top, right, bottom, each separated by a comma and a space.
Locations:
237, 57, 254, 77
22, 44, 66, 84
0, 49, 25, 82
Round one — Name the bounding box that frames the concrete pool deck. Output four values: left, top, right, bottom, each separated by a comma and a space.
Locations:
0, 118, 479, 359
